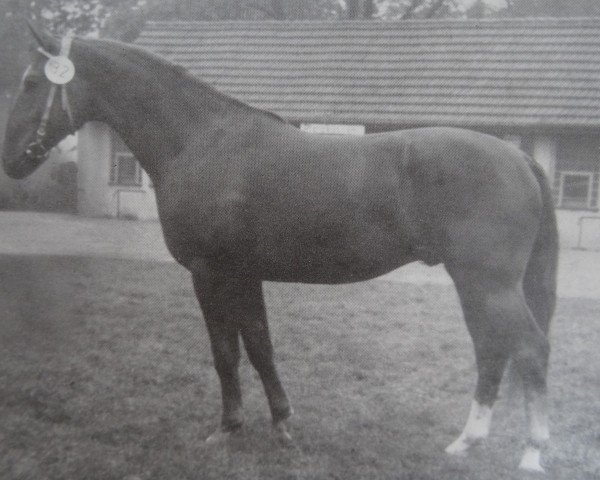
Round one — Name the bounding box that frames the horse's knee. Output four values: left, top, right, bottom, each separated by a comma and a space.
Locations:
241, 325, 274, 370
214, 359, 238, 381
214, 355, 240, 383
210, 336, 241, 391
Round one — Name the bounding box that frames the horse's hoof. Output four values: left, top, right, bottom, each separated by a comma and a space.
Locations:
445, 436, 471, 456
446, 434, 485, 456
273, 420, 293, 445
205, 427, 239, 445
518, 446, 545, 473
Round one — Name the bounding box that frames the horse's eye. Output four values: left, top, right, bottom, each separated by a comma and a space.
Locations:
23, 77, 40, 92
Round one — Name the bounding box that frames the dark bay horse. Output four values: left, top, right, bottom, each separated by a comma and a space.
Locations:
3, 25, 558, 472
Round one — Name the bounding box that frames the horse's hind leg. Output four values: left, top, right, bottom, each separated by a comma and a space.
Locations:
445, 266, 550, 471
513, 320, 550, 472
444, 268, 511, 455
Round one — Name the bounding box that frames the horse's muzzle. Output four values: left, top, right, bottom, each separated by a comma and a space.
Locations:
2, 148, 48, 179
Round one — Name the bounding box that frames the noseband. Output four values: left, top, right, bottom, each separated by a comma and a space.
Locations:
25, 34, 76, 162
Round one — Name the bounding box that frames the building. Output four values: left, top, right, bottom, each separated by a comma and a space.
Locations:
77, 18, 600, 246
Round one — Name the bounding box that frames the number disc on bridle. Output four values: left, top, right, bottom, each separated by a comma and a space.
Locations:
44, 56, 75, 85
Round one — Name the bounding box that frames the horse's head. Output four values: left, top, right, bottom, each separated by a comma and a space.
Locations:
2, 22, 90, 179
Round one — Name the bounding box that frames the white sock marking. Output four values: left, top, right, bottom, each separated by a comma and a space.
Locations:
445, 400, 493, 455
519, 446, 544, 472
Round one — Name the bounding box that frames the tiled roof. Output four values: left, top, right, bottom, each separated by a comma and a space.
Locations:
136, 18, 600, 129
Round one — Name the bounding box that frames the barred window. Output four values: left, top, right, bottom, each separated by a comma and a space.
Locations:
110, 133, 142, 187
557, 172, 594, 209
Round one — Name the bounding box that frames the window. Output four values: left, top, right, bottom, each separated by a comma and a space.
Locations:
110, 152, 142, 186
110, 133, 143, 187
557, 172, 593, 209
555, 136, 600, 210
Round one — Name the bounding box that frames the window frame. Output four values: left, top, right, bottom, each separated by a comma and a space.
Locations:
109, 151, 143, 187
109, 131, 144, 188
556, 170, 594, 210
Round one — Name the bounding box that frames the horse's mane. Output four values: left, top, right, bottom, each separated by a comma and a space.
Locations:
81, 37, 287, 125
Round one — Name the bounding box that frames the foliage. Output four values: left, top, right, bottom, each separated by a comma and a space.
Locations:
102, 0, 346, 40
1, 161, 78, 212
102, 1, 470, 40
468, 0, 600, 17
504, 0, 600, 16
377, 0, 466, 19
0, 1, 35, 93
0, 0, 115, 92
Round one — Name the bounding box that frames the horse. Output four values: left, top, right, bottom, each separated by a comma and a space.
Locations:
3, 24, 558, 473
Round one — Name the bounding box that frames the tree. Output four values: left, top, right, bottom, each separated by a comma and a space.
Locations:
468, 0, 600, 17
0, 0, 121, 92
0, 1, 30, 92
346, 0, 376, 18
376, 0, 464, 20
102, 0, 464, 37
503, 0, 600, 17
101, 0, 345, 40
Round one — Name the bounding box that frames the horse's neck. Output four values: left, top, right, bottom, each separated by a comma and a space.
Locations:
80, 42, 253, 180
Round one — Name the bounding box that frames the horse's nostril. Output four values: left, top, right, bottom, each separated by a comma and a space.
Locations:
24, 142, 49, 162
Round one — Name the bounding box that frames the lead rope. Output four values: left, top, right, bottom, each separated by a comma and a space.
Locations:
26, 34, 75, 160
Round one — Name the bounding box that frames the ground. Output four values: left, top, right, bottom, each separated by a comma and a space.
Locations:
0, 212, 598, 480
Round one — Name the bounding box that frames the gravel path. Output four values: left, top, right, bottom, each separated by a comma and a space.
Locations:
0, 211, 597, 299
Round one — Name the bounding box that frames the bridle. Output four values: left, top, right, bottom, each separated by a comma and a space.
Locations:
25, 34, 77, 162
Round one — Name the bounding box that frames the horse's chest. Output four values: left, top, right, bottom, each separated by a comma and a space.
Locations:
156, 187, 251, 267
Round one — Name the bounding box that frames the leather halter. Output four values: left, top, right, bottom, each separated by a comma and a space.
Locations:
25, 34, 76, 161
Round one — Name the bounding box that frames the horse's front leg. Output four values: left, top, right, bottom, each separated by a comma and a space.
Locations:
192, 271, 243, 442
192, 271, 292, 443
237, 280, 293, 441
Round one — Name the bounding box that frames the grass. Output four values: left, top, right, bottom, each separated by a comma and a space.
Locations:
0, 254, 598, 480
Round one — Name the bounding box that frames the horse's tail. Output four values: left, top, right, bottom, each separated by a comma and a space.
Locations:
523, 158, 559, 336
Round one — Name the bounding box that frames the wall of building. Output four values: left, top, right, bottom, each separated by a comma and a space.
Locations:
557, 210, 600, 250
77, 123, 158, 220
486, 133, 600, 250
529, 134, 600, 250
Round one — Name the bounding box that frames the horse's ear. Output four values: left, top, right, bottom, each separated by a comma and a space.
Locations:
26, 19, 59, 54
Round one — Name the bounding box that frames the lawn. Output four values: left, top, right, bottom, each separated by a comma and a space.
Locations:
0, 255, 598, 480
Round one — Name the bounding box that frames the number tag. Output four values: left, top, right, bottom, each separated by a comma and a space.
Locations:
44, 56, 75, 85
